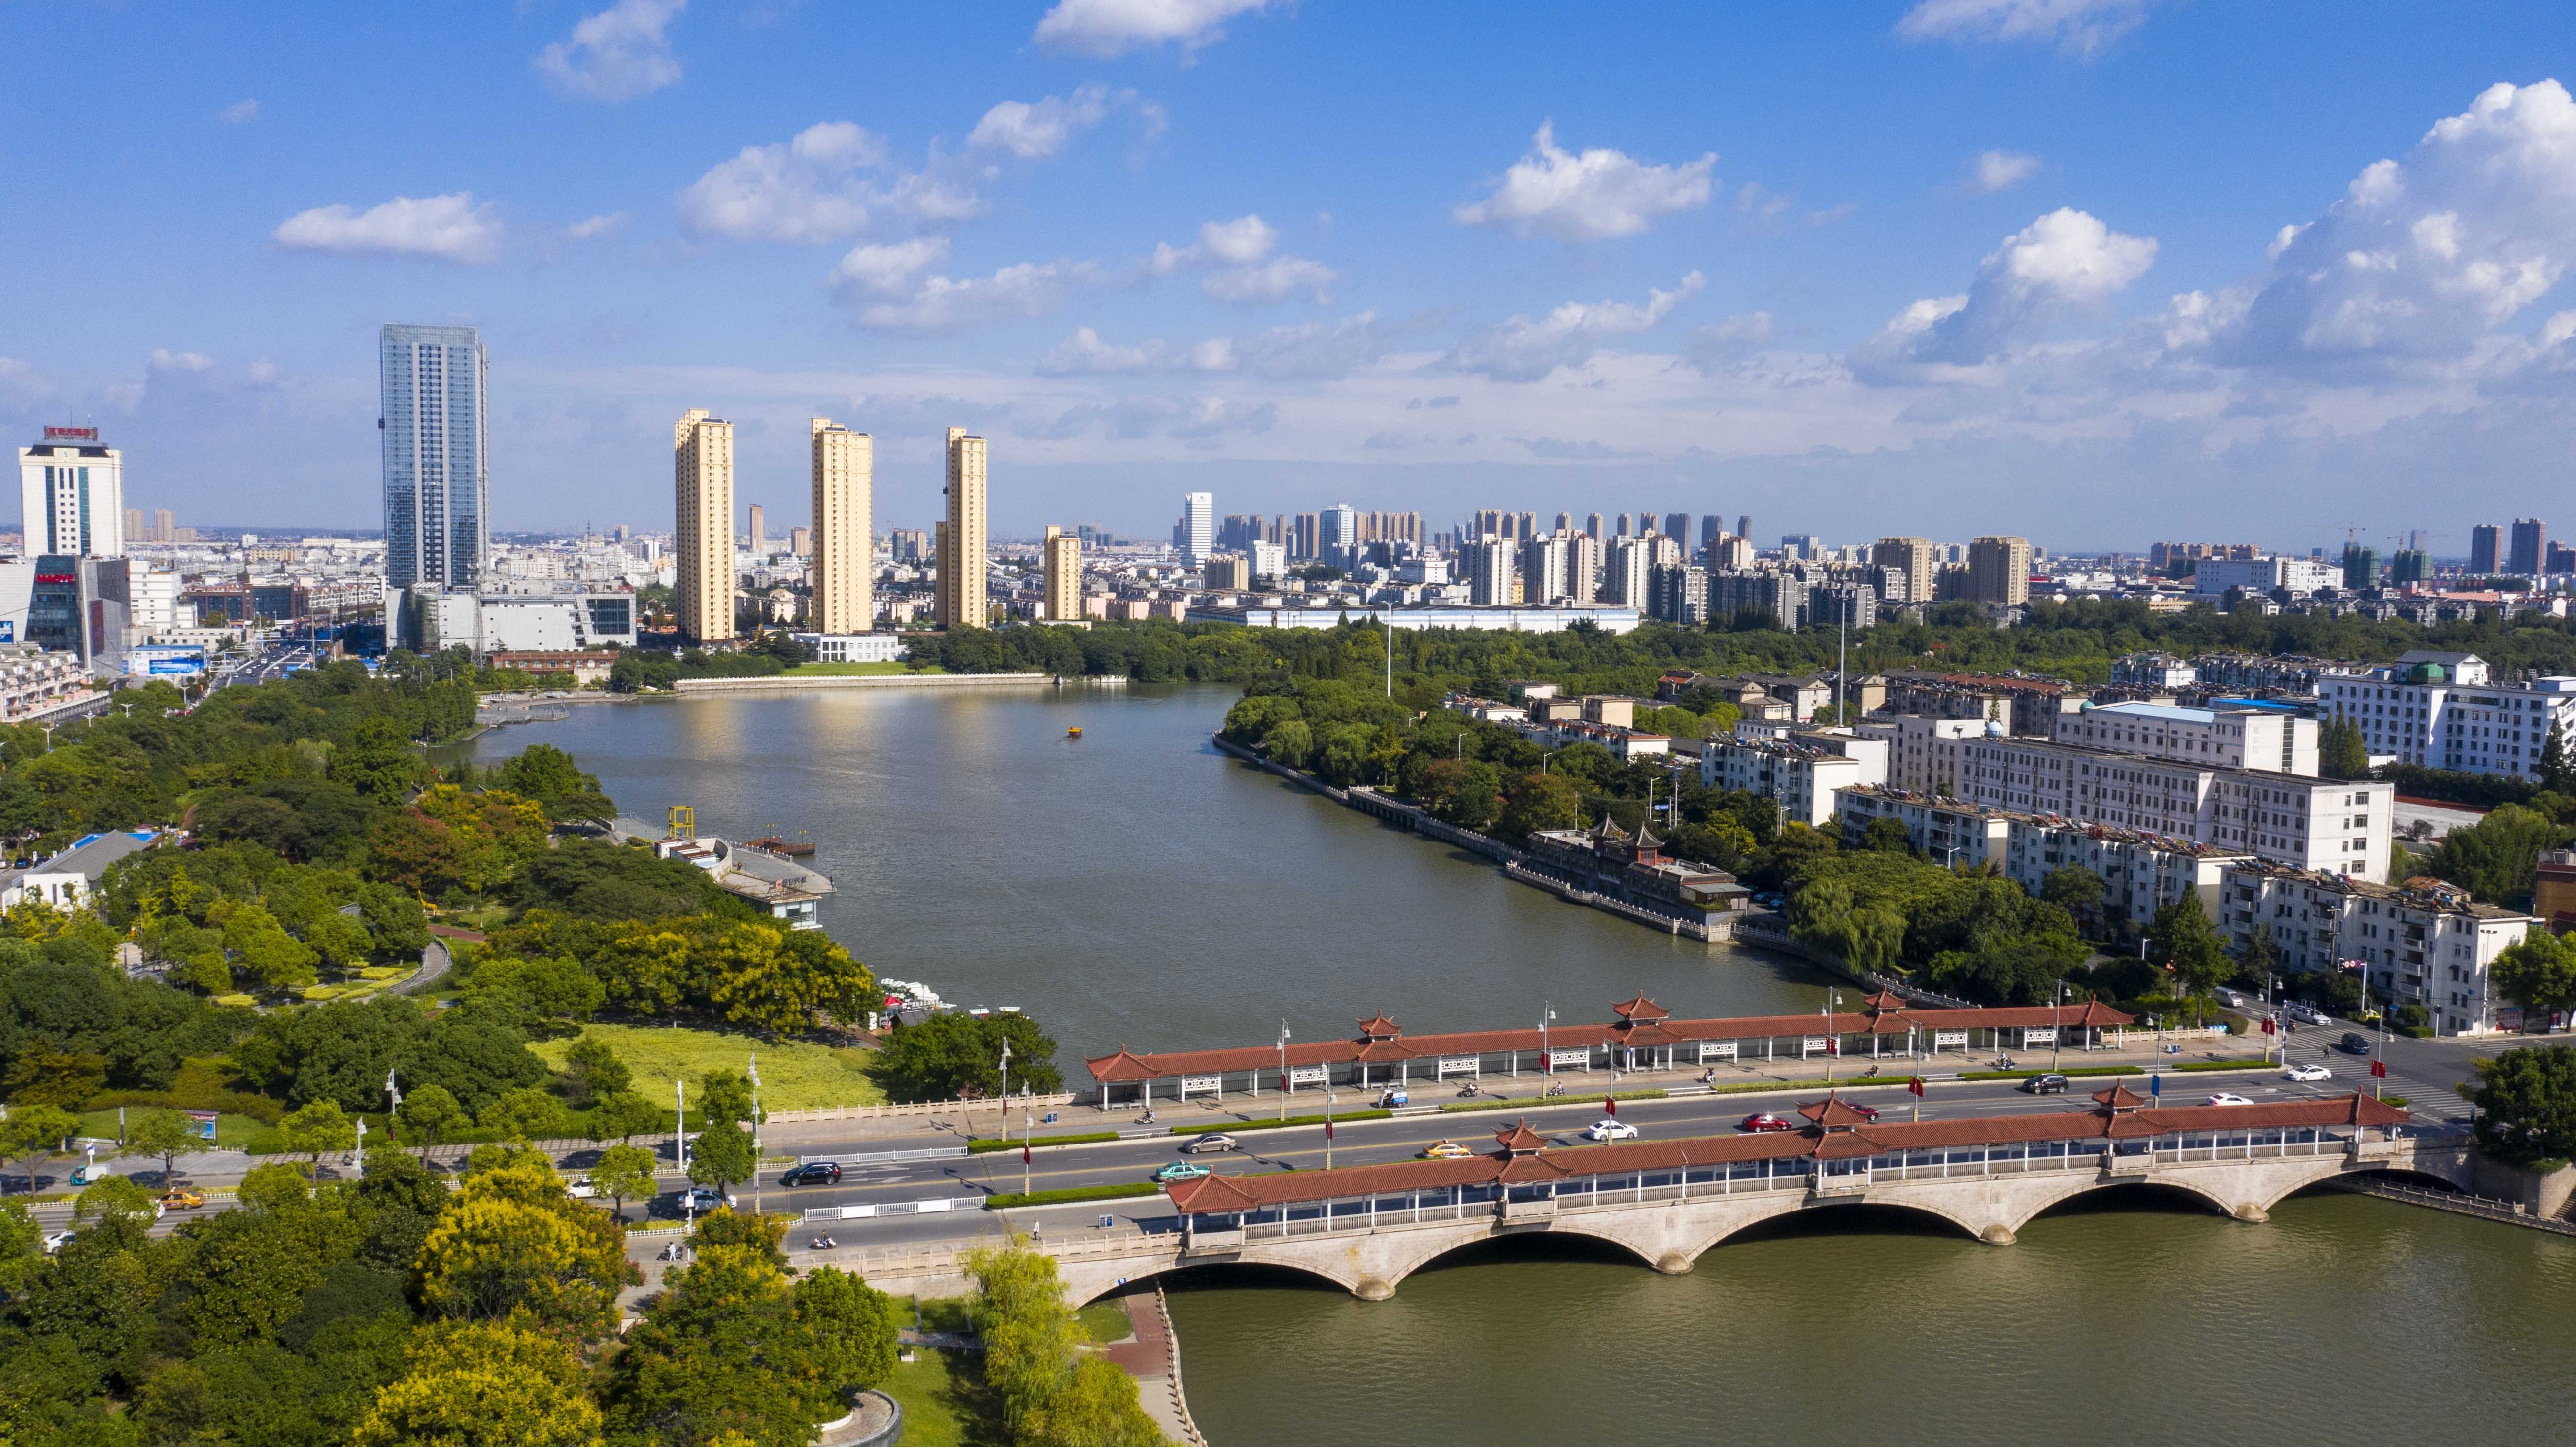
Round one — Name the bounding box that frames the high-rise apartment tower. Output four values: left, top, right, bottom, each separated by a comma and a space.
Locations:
1968, 535, 2032, 606
810, 418, 874, 634
2470, 524, 2501, 574
673, 409, 736, 642
17, 425, 124, 558
379, 323, 486, 590
2510, 518, 2546, 576
938, 427, 988, 629
1043, 525, 1082, 621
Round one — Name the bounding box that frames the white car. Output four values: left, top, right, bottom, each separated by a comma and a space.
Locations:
2204, 1092, 2256, 1107
2286, 1003, 2331, 1026
40, 1230, 75, 1255
2282, 1062, 2333, 1083
1583, 1119, 1638, 1142
563, 1177, 600, 1199
683, 1186, 735, 1211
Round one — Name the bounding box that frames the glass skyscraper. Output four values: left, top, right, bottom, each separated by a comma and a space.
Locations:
379, 323, 488, 592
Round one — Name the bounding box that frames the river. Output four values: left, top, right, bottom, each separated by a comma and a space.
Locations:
475, 684, 2576, 1443
468, 683, 1838, 1068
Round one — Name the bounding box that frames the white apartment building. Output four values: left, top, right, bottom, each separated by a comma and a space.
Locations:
1249, 539, 1287, 582
1702, 729, 1889, 827
2053, 700, 2319, 776
1833, 785, 2245, 932
2318, 650, 2576, 779
791, 632, 906, 664
2216, 864, 2537, 1036
0, 645, 91, 722
1951, 734, 2391, 878
2192, 555, 2340, 596
1854, 714, 1986, 795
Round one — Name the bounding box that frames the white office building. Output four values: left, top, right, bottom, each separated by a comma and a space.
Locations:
1854, 715, 1987, 797
380, 323, 489, 592
2191, 555, 2340, 596
1249, 539, 1287, 582
1950, 734, 2391, 878
1701, 729, 1889, 828
2216, 864, 2537, 1036
2053, 700, 2319, 776
2318, 650, 2576, 779
1834, 785, 2245, 933
1176, 491, 1214, 566
790, 632, 907, 664
18, 425, 124, 558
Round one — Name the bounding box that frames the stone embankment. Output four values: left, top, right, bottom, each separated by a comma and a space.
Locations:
674, 673, 1127, 694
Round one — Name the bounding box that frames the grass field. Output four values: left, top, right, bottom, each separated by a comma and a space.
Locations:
76, 1109, 268, 1150
530, 1022, 885, 1110
879, 1349, 987, 1447
783, 661, 948, 676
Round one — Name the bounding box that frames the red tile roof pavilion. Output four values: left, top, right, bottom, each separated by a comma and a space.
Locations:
1084, 993, 2136, 1084
1165, 1091, 2409, 1215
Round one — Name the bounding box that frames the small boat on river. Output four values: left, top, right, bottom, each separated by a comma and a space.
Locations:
1067, 726, 1083, 739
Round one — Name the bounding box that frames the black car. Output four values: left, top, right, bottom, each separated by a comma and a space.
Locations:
2018, 1073, 2070, 1094
781, 1162, 843, 1186
2337, 1032, 2373, 1055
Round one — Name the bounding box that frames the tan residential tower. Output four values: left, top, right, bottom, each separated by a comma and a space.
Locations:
938, 426, 988, 628
809, 418, 874, 633
1043, 525, 1082, 621
673, 408, 736, 643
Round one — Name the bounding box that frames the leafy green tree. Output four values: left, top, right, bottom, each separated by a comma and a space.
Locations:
1857, 815, 1914, 854
2148, 894, 2231, 999
2041, 865, 2106, 928
399, 1083, 467, 1155
966, 1243, 1162, 1446
281, 1099, 359, 1180
1259, 718, 1313, 769
2424, 803, 2576, 903
127, 1106, 204, 1188
686, 1121, 757, 1196
871, 1010, 1064, 1103
588, 1090, 663, 1144
1496, 771, 1584, 844
2491, 928, 2576, 1018
562, 1032, 633, 1105
2319, 716, 2371, 780
0, 1102, 77, 1195
480, 1086, 570, 1141
412, 1145, 637, 1339
2468, 1044, 2576, 1164
2542, 721, 2575, 796
224, 902, 322, 989
349, 1321, 605, 1447
592, 1143, 658, 1225
498, 744, 619, 827
72, 1170, 159, 1230
2237, 924, 2287, 992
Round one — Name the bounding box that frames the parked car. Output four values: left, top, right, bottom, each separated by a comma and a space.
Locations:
2204, 1092, 2255, 1107
1418, 1140, 1472, 1160
2018, 1074, 2070, 1094
563, 1177, 600, 1199
1152, 1161, 1211, 1184
683, 1187, 735, 1212
40, 1230, 74, 1255
2283, 1062, 2333, 1082
781, 1162, 844, 1186
1584, 1119, 1639, 1142
158, 1188, 206, 1211
1738, 1113, 1795, 1133
1180, 1134, 1240, 1155
2337, 1032, 2374, 1055
2287, 1003, 2331, 1025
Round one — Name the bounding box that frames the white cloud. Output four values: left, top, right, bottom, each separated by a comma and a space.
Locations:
1443, 272, 1706, 380
850, 260, 1104, 331
1453, 123, 1718, 243
566, 212, 626, 240
538, 0, 685, 102
1859, 207, 2155, 375
678, 123, 887, 243
272, 193, 505, 264
1034, 328, 1233, 376
1145, 215, 1334, 304
970, 84, 1158, 158
1971, 149, 2042, 193
1032, 0, 1275, 59
829, 237, 952, 297
149, 350, 214, 372
219, 99, 259, 125
1895, 0, 2157, 61
2192, 80, 2576, 376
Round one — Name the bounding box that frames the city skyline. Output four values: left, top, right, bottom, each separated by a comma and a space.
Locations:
3, 6, 2574, 552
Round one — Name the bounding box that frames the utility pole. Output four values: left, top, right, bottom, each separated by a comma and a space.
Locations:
997, 1038, 1011, 1144
1277, 1020, 1291, 1123
1022, 1084, 1034, 1197
747, 1053, 762, 1217
677, 1079, 690, 1231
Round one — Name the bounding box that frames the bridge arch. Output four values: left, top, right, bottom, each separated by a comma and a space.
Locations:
2020, 1176, 2238, 1229
1063, 1255, 1357, 1308
1689, 1195, 1987, 1263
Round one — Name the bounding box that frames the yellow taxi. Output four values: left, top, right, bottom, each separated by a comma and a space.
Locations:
158, 1188, 206, 1211
1417, 1140, 1472, 1160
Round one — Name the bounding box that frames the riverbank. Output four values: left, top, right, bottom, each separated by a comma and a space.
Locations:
1209, 732, 1741, 944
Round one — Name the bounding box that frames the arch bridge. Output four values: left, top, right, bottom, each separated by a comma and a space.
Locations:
856, 1087, 2460, 1307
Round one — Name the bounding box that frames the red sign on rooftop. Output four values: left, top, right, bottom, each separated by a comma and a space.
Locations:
41, 426, 98, 441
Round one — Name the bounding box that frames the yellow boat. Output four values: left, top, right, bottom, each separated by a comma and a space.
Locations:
1067, 727, 1083, 739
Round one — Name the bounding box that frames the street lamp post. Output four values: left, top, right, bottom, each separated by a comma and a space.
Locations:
2051, 979, 2066, 1074
677, 1079, 690, 1230
1323, 1083, 1336, 1170
997, 1039, 1011, 1143
1541, 1002, 1556, 1089
1022, 1084, 1034, 1197
747, 1053, 763, 1217
1277, 1020, 1291, 1123
1823, 989, 1839, 1084
353, 1117, 366, 1179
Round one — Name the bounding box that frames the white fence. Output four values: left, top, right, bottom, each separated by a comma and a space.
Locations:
803, 1195, 986, 1223
769, 1094, 1075, 1125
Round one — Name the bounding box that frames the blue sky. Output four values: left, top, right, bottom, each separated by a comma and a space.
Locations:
6, 0, 2575, 553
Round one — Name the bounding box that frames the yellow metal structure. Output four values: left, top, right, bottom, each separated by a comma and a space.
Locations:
667, 805, 696, 840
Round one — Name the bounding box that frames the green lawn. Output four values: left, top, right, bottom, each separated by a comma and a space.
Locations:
76, 1109, 266, 1150
530, 1022, 885, 1110
880, 1348, 995, 1447
1076, 1299, 1133, 1344
784, 661, 948, 676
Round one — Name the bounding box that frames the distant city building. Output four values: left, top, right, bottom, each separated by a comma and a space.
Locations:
17, 424, 124, 560
789, 525, 812, 556
1202, 553, 1252, 590
1042, 525, 1083, 621
2341, 544, 2379, 590
1872, 537, 1937, 605
1249, 538, 1287, 582
1175, 490, 1214, 565
2510, 517, 2546, 575
2190, 555, 2340, 596
2319, 650, 2576, 779
1968, 535, 2031, 606
1466, 538, 1516, 606
2470, 523, 2501, 574
673, 408, 736, 643
809, 418, 873, 634
938, 427, 988, 629
791, 632, 907, 665
2054, 700, 2319, 775
380, 323, 487, 592
747, 503, 766, 551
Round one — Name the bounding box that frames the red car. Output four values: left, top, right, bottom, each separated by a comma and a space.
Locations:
1738, 1112, 1795, 1132
1844, 1102, 1881, 1122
